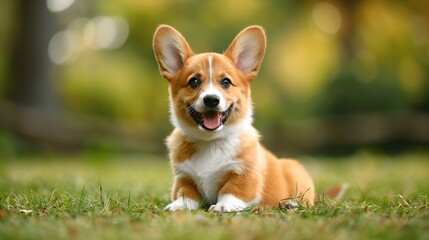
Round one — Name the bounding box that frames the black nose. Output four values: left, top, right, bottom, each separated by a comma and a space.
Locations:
203, 94, 220, 108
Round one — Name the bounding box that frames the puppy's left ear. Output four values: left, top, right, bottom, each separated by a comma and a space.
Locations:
224, 26, 266, 81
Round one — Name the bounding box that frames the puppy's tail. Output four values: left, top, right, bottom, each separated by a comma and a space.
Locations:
317, 183, 349, 202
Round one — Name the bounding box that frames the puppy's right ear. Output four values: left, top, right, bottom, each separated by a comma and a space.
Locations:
153, 25, 193, 81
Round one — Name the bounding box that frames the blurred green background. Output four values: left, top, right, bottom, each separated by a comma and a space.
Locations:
0, 0, 428, 156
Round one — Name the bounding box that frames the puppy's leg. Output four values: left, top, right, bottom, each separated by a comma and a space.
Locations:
165, 177, 201, 211
280, 159, 315, 206
209, 172, 261, 212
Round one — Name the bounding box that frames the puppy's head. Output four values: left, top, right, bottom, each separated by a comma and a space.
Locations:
153, 25, 266, 139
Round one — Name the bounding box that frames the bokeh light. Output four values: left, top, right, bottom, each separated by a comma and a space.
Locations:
48, 16, 129, 65
312, 2, 342, 34
46, 0, 75, 12
48, 30, 74, 65
92, 16, 129, 50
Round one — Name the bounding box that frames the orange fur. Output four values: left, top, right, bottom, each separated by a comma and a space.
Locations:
172, 177, 201, 201
166, 129, 196, 163
153, 25, 315, 211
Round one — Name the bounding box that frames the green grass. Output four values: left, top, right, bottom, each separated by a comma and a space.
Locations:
0, 151, 428, 240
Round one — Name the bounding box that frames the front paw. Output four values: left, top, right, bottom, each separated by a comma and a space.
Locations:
209, 202, 243, 212
164, 197, 200, 211
209, 194, 253, 213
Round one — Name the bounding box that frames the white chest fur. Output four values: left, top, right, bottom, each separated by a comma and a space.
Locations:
174, 137, 244, 204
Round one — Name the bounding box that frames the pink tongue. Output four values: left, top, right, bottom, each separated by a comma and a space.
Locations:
202, 111, 221, 130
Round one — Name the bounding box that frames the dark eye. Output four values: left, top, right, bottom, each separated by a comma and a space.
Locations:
221, 78, 232, 89
188, 77, 201, 89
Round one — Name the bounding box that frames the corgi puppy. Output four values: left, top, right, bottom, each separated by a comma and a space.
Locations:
153, 25, 315, 212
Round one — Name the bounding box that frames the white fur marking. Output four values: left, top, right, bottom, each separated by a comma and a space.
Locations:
194, 54, 228, 112
209, 194, 261, 212
194, 87, 227, 112
174, 138, 244, 204
165, 197, 200, 211
193, 55, 227, 113
208, 54, 214, 84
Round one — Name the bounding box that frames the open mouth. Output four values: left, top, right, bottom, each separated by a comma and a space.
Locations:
188, 105, 233, 131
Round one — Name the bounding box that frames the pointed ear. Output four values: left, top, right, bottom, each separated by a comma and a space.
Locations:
153, 25, 193, 81
224, 26, 266, 80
